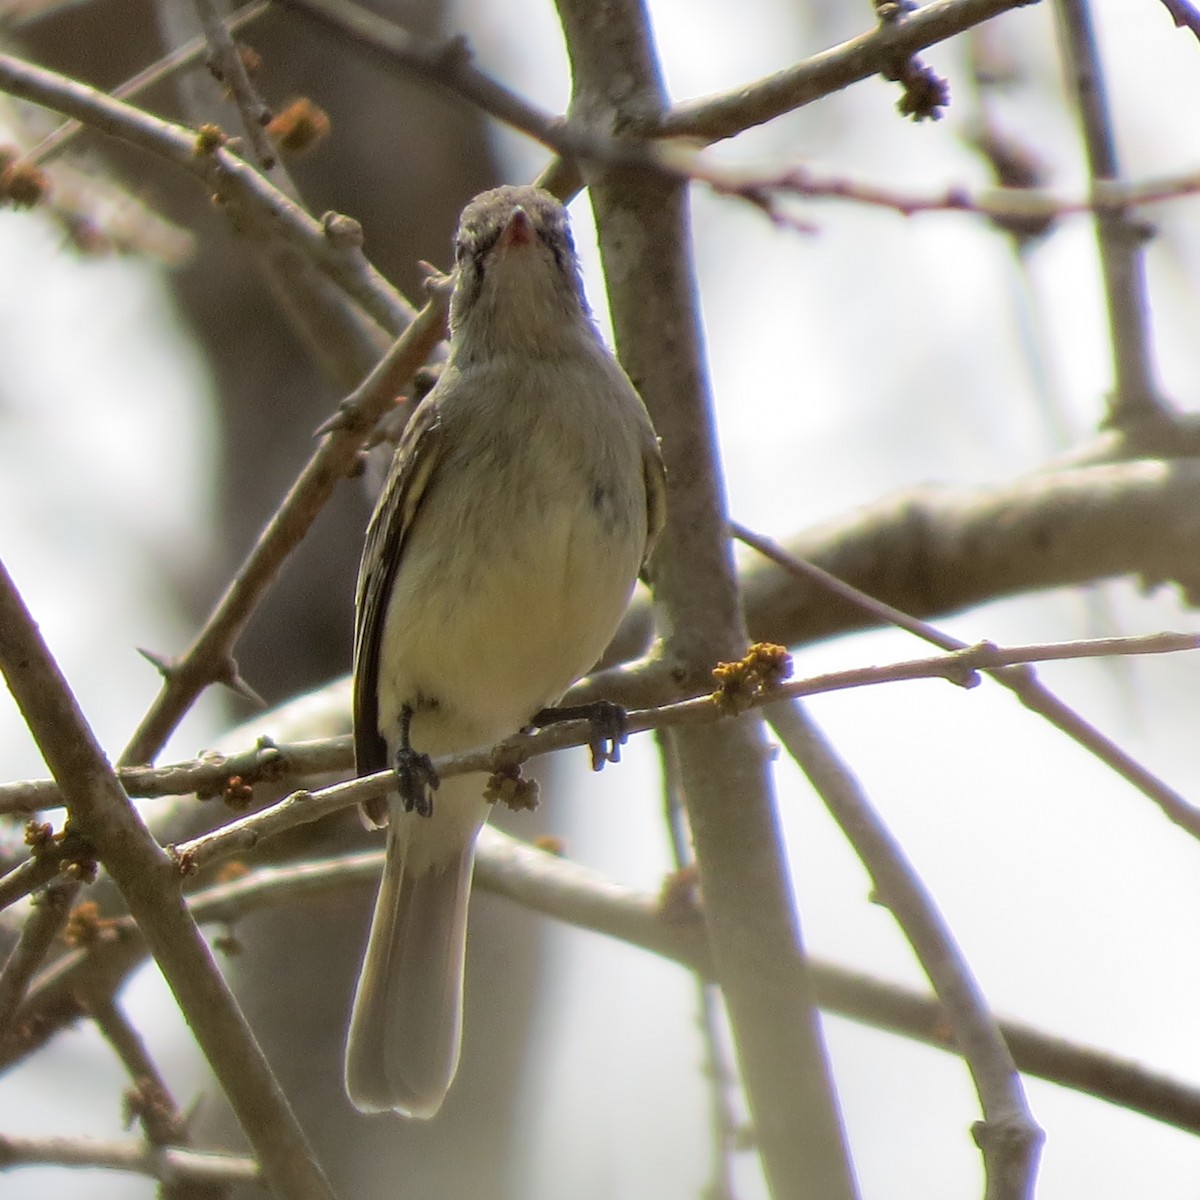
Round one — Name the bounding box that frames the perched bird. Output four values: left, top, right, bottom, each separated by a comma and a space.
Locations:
345, 185, 667, 1118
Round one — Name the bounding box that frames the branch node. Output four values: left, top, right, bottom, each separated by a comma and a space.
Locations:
712, 642, 794, 714
321, 209, 363, 249
193, 123, 228, 155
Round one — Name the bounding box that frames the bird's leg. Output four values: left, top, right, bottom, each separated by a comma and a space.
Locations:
530, 700, 628, 771
394, 703, 439, 817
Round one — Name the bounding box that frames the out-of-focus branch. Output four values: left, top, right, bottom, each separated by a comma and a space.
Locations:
0, 1134, 260, 1186
734, 459, 1200, 651
0, 559, 337, 1200
769, 701, 1043, 1200
1054, 0, 1171, 426
24, 1, 271, 165
0, 52, 409, 339
0, 879, 76, 1030
15, 845, 1200, 1138
191, 0, 280, 175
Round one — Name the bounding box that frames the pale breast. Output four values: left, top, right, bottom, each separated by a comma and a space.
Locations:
375, 352, 649, 759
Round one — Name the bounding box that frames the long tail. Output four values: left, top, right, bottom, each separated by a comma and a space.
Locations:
345, 809, 477, 1118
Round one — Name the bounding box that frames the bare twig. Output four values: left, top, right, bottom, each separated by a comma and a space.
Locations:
192, 0, 280, 173
0, 629, 1183, 896
0, 557, 337, 1200
660, 0, 1039, 142
658, 731, 743, 1200
696, 158, 1200, 225
0, 735, 350, 815
1054, 0, 1171, 425
0, 52, 410, 338
17, 845, 1200, 1138
769, 700, 1043, 1200
87, 997, 227, 1200
24, 1, 271, 166
119, 296, 448, 768
733, 522, 1200, 839
0, 1134, 260, 1186
0, 879, 76, 1030
0, 629, 1188, 918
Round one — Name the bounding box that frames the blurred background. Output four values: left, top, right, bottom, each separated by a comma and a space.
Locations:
2, 0, 1200, 1196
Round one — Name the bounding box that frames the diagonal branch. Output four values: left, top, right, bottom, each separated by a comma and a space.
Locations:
0, 558, 338, 1200
119, 296, 447, 767
769, 701, 1043, 1200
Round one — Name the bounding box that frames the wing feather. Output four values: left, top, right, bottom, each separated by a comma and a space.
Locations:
353, 399, 444, 816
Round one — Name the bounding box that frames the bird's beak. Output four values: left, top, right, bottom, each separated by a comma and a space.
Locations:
499, 206, 535, 249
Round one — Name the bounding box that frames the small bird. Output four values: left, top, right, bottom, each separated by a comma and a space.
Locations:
345, 185, 667, 1118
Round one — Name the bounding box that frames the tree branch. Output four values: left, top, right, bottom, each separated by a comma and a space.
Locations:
660, 0, 1040, 142
0, 51, 409, 338
1054, 0, 1171, 424
0, 1134, 260, 1186
119, 295, 447, 767
15, 845, 1200, 1139
768, 701, 1043, 1200
0, 558, 337, 1200
553, 2, 858, 1196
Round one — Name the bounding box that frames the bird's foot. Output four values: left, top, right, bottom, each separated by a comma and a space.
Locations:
532, 700, 628, 771
395, 746, 439, 817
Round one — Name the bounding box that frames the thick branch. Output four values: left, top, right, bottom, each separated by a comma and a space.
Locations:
0, 559, 337, 1200
738, 459, 1200, 649
553, 2, 857, 1197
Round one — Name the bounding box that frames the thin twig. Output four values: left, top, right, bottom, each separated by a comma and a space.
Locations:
696, 158, 1200, 225
0, 735, 351, 815
732, 522, 1200, 839
660, 0, 1040, 142
17, 845, 1200, 1137
89, 998, 188, 1146
0, 557, 336, 1200
191, 0, 280, 173
658, 730, 742, 1200
0, 52, 410, 337
0, 878, 76, 1031
768, 700, 1044, 1200
0, 1134, 260, 1186
1054, 0, 1171, 425
0, 629, 1190, 915
23, 1, 271, 166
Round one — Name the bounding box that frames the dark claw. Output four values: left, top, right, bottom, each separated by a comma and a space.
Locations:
395, 745, 439, 817
532, 700, 628, 772
395, 703, 438, 816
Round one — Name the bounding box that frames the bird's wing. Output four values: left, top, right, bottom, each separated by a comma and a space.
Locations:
353, 397, 444, 818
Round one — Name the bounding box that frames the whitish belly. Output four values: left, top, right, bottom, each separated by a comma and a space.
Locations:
375, 504, 642, 758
